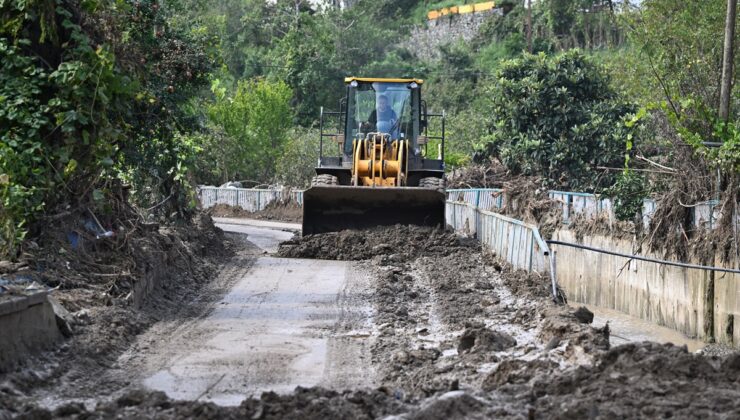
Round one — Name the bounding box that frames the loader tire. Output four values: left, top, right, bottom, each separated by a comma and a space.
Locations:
311, 174, 339, 187
419, 177, 446, 193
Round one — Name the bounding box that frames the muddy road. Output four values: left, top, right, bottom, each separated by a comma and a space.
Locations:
4, 219, 740, 418
129, 255, 376, 403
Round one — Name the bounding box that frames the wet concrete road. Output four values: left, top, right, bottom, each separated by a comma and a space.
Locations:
213, 218, 298, 253
122, 221, 375, 405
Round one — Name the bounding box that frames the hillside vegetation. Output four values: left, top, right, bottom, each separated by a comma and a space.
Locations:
1, 0, 738, 259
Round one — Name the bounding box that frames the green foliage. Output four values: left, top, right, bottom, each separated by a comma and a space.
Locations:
716, 123, 740, 171
0, 39, 50, 255
622, 0, 740, 184
544, 0, 626, 49
605, 169, 649, 221
444, 107, 487, 164
674, 116, 740, 173
205, 79, 293, 183
0, 0, 212, 258
0, 1, 128, 256
274, 128, 321, 188
477, 50, 637, 191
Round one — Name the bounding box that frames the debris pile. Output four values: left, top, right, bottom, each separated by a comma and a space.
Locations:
277, 225, 476, 261
207, 200, 302, 222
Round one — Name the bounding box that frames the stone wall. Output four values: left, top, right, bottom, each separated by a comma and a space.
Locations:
404, 10, 500, 61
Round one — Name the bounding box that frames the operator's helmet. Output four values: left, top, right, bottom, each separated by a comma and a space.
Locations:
376, 120, 393, 135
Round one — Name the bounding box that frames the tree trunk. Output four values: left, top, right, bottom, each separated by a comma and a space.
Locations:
719, 0, 737, 123
526, 0, 532, 52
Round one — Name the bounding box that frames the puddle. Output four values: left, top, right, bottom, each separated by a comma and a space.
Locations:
574, 303, 706, 352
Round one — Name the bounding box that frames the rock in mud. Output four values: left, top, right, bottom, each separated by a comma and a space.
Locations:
538, 307, 610, 355
573, 306, 594, 324
457, 328, 516, 354
408, 391, 487, 420
482, 358, 560, 390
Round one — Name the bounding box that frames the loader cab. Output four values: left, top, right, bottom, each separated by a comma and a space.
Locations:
344, 80, 420, 154
316, 77, 446, 186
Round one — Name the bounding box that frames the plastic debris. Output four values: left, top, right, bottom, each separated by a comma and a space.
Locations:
96, 231, 115, 239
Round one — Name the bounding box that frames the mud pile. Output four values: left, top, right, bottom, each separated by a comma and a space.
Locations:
8, 387, 408, 419
446, 160, 507, 189
11, 342, 740, 419
367, 237, 610, 401
277, 225, 476, 261
6, 389, 373, 418
207, 203, 254, 218
532, 343, 740, 418
0, 213, 233, 412
208, 200, 302, 222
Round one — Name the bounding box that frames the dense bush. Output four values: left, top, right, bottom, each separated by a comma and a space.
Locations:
274, 129, 321, 188
0, 0, 211, 258
204, 79, 293, 185
476, 50, 637, 191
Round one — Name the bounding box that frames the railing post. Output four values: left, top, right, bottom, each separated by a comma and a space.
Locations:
529, 231, 534, 271
549, 250, 558, 302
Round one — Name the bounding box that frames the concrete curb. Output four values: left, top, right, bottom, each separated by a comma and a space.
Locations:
0, 290, 49, 317
0, 290, 61, 373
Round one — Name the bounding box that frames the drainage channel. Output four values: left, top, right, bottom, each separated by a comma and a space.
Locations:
572, 303, 706, 352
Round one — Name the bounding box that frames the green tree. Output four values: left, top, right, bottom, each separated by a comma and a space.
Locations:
477, 50, 637, 190
206, 79, 293, 183
626, 0, 740, 169
0, 0, 212, 257
274, 128, 321, 188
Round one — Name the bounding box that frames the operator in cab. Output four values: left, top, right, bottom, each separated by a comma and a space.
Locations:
365, 95, 399, 139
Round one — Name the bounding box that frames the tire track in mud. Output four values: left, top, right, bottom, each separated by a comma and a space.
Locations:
368, 244, 608, 402
11, 225, 740, 419
113, 230, 377, 405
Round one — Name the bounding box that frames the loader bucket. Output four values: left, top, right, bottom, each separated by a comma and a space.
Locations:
302, 186, 445, 235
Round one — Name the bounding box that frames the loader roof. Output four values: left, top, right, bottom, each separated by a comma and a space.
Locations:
344, 77, 424, 85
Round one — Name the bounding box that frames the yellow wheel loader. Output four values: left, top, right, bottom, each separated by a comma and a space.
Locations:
303, 77, 447, 235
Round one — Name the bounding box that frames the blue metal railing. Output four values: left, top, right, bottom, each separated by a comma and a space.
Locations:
198, 187, 303, 212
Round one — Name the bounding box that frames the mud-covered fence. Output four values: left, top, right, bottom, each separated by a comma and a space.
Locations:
446, 189, 504, 211
446, 201, 555, 298
198, 187, 303, 212
290, 190, 304, 206
447, 189, 728, 230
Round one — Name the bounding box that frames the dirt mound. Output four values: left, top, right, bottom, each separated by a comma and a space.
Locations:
457, 328, 517, 354
277, 225, 476, 261
446, 160, 507, 189
0, 212, 232, 408
532, 342, 740, 418
207, 200, 302, 222
7, 387, 409, 419
207, 203, 254, 218
487, 257, 556, 301
367, 234, 611, 400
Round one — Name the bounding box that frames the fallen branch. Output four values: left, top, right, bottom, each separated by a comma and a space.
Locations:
596, 166, 675, 175
636, 155, 676, 172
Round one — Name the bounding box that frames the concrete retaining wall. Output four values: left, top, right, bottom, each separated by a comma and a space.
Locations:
131, 245, 176, 309
553, 229, 740, 347
713, 269, 740, 346
0, 292, 61, 373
